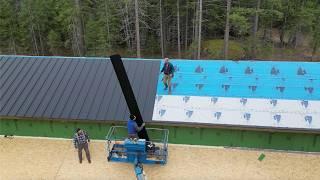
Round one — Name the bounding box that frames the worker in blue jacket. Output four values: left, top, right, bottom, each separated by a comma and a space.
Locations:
127, 114, 145, 138
160, 58, 174, 93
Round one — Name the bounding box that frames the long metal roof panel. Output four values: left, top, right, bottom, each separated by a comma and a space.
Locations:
0, 56, 160, 122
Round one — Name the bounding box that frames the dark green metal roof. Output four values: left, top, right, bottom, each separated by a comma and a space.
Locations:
0, 55, 160, 122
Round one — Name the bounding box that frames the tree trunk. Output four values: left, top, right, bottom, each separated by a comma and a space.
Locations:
164, 14, 167, 56
279, 27, 285, 47
263, 28, 267, 42
123, 2, 132, 50
288, 31, 297, 48
197, 0, 202, 60
280, 2, 289, 48
295, 29, 303, 49
27, 5, 39, 56
9, 35, 17, 55
71, 19, 80, 56
104, 0, 111, 49
185, 1, 189, 51
192, 2, 195, 46
9, 25, 17, 54
134, 0, 141, 58
294, 0, 305, 49
193, 1, 199, 59
252, 0, 261, 58
312, 41, 318, 61
160, 0, 164, 58
37, 23, 45, 56
74, 0, 85, 56
177, 0, 181, 59
223, 0, 231, 59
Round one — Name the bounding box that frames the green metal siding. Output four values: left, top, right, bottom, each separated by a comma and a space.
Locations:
1, 118, 319, 152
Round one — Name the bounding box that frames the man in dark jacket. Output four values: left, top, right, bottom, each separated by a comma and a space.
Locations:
73, 128, 91, 163
160, 58, 174, 93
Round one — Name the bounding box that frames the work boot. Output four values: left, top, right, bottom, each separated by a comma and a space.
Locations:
164, 84, 168, 90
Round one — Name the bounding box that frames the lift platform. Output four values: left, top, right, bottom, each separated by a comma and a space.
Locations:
106, 126, 169, 179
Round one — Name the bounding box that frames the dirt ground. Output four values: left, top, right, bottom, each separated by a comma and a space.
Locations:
0, 137, 319, 180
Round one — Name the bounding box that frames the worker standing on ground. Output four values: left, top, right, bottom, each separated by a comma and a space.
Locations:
160, 58, 175, 94
73, 128, 91, 164
127, 114, 145, 138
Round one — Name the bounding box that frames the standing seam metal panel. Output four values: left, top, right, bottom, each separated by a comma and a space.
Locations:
105, 61, 136, 120
23, 59, 62, 117
0, 57, 18, 87
32, 59, 66, 117
8, 59, 50, 116
86, 61, 111, 120
91, 61, 114, 120
40, 59, 73, 117
72, 60, 102, 119
18, 59, 68, 116
62, 60, 94, 119
0, 58, 37, 112
142, 61, 160, 121
1, 57, 30, 98
138, 61, 154, 119
99, 65, 119, 120
53, 60, 86, 118
0, 56, 160, 122
0, 56, 10, 70
131, 61, 147, 120
81, 60, 108, 119
42, 59, 78, 117
116, 61, 137, 121
120, 61, 139, 120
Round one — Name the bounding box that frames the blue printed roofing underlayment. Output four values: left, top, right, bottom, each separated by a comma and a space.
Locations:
153, 60, 320, 130
157, 60, 320, 100
0, 55, 160, 121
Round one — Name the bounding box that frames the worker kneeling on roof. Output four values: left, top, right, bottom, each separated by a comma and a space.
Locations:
127, 114, 145, 139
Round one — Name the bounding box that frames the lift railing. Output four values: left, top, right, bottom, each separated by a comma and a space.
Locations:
106, 126, 169, 164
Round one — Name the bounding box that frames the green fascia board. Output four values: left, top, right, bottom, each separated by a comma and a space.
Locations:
1, 118, 319, 152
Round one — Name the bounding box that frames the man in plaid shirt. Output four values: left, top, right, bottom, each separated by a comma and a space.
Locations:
73, 128, 91, 163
